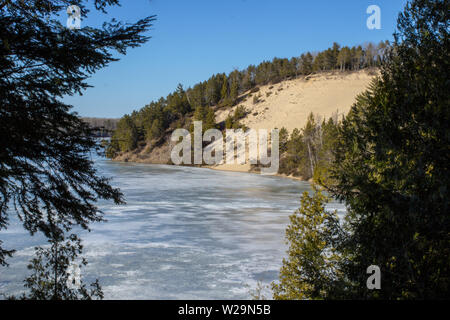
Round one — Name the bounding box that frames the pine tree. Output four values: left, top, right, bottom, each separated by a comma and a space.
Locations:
220, 74, 229, 103
272, 188, 342, 300
302, 113, 319, 178
329, 0, 450, 299
279, 127, 289, 153
205, 77, 220, 106
229, 78, 239, 105
11, 233, 103, 300
225, 115, 234, 129
0, 0, 154, 264
114, 115, 139, 151
193, 104, 207, 122
204, 107, 217, 131
299, 53, 313, 75
174, 83, 191, 115
351, 46, 363, 70
337, 47, 351, 71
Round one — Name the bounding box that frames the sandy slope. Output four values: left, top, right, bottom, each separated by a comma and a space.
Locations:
211, 70, 376, 173
114, 70, 376, 175
216, 70, 375, 132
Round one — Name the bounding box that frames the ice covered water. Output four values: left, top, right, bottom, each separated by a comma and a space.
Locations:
0, 157, 345, 299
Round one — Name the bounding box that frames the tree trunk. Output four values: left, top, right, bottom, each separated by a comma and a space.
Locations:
307, 140, 315, 177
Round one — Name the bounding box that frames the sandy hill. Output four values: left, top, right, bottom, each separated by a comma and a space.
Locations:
208, 70, 375, 173
216, 70, 375, 132
115, 70, 376, 172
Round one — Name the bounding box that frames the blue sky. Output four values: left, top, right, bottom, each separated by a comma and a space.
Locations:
63, 0, 408, 118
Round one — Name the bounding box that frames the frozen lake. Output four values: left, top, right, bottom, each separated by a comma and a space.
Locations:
0, 157, 345, 299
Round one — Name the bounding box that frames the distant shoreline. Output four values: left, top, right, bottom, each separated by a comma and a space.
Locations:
110, 157, 308, 182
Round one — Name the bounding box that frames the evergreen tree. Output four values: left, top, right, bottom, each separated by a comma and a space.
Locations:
106, 38, 386, 159
328, 0, 449, 299
192, 104, 216, 133
205, 77, 221, 106
313, 52, 325, 72
351, 46, 363, 70
168, 84, 191, 116
229, 78, 239, 105
323, 42, 340, 70
299, 53, 313, 75
279, 127, 289, 153
0, 0, 154, 264
242, 66, 256, 91
189, 82, 206, 110
364, 42, 376, 68
272, 188, 342, 300
220, 74, 229, 103
11, 233, 103, 300
225, 114, 234, 130
114, 115, 139, 151
204, 107, 217, 131
148, 118, 163, 140
193, 104, 206, 123
337, 47, 351, 71
302, 113, 320, 178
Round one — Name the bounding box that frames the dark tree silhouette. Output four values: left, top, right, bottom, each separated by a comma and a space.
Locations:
0, 1, 155, 265
329, 0, 449, 299
273, 0, 449, 300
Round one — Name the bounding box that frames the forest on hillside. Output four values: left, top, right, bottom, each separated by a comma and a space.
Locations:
106, 41, 388, 159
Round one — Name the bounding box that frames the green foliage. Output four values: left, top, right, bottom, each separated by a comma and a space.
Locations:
229, 77, 239, 105
108, 41, 385, 157
0, 0, 151, 264
326, 0, 450, 299
10, 234, 103, 300
225, 115, 234, 130
142, 101, 169, 141
275, 0, 449, 300
299, 53, 314, 75
111, 115, 139, 152
167, 84, 191, 116
204, 107, 217, 131
193, 105, 207, 123
272, 188, 343, 300
205, 76, 222, 106
279, 114, 340, 180
225, 106, 248, 130
191, 104, 217, 133
220, 74, 229, 103
278, 127, 289, 153
148, 118, 163, 140
105, 138, 120, 158
233, 105, 247, 120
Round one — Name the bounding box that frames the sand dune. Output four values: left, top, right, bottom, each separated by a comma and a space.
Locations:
216, 70, 375, 132
211, 70, 376, 173
115, 70, 376, 175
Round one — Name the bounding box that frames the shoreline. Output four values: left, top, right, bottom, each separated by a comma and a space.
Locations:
106, 70, 373, 184
206, 165, 308, 182
110, 158, 308, 182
